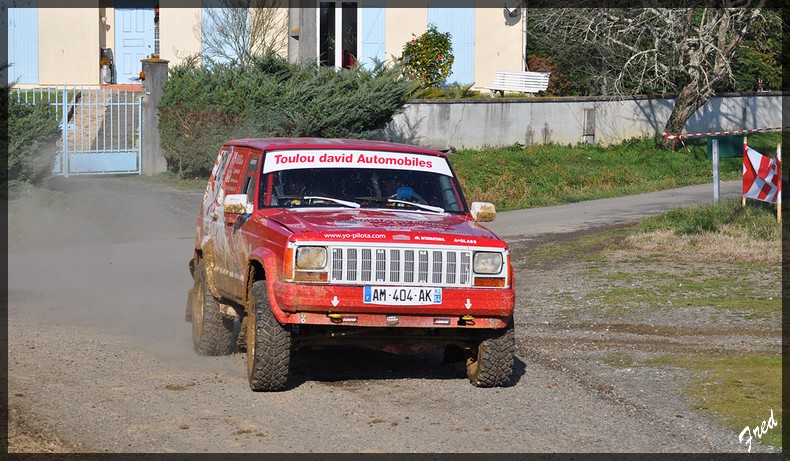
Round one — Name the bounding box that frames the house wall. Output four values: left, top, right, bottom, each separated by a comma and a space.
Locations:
385, 93, 785, 149
384, 5, 428, 61
159, 3, 202, 67
383, 6, 521, 89
474, 7, 522, 88
23, 5, 521, 87
102, 6, 115, 53
38, 4, 100, 85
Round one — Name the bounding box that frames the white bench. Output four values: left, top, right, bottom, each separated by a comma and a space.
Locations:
483, 70, 551, 97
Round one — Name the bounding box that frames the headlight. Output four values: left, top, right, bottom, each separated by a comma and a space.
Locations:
296, 246, 327, 270
473, 252, 503, 274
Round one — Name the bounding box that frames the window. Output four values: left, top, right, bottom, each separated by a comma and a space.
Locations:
318, 1, 359, 69
262, 167, 466, 213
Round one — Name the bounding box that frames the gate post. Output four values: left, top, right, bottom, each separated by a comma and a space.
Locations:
140, 57, 169, 176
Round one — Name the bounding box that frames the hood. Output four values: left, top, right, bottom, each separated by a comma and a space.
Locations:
262, 208, 503, 246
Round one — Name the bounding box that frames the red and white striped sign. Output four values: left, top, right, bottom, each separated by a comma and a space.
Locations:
742, 144, 781, 204
663, 126, 790, 140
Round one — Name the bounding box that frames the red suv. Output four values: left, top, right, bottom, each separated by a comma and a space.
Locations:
186, 138, 515, 391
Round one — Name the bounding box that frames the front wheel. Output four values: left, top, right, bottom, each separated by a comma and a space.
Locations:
466, 321, 515, 388
247, 280, 292, 391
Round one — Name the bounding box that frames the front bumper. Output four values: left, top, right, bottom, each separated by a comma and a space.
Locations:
271, 282, 514, 329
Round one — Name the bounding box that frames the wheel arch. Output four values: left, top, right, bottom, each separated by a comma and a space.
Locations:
245, 248, 290, 323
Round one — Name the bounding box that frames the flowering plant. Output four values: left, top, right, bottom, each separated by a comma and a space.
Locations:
399, 24, 454, 88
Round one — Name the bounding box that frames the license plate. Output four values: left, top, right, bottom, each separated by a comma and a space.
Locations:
363, 286, 442, 305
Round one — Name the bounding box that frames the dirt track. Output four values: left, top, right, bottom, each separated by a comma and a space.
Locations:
7, 176, 774, 453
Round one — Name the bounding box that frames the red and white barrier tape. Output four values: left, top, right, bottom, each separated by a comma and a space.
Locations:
662, 126, 790, 140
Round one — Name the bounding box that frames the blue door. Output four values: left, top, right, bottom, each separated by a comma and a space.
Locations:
360, 0, 385, 68
114, 2, 155, 83
428, 0, 474, 85
6, 1, 38, 84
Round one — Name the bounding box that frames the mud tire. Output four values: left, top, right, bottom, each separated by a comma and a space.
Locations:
191, 260, 235, 356
466, 321, 515, 388
247, 280, 292, 391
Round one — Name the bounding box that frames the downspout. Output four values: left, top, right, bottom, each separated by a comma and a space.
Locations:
522, 4, 528, 71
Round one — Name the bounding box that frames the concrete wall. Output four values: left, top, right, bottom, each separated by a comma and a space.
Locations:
385, 93, 785, 149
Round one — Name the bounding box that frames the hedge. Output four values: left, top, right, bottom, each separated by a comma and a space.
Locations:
158, 55, 414, 178
5, 91, 60, 188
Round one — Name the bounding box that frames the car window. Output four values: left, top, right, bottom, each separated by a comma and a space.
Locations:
263, 167, 466, 213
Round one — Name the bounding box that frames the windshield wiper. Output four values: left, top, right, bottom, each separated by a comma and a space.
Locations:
387, 199, 444, 213
276, 195, 360, 209
356, 196, 444, 214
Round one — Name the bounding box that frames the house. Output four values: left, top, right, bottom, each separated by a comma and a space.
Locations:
4, 1, 525, 90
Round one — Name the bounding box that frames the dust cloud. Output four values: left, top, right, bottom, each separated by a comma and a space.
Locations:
7, 176, 212, 368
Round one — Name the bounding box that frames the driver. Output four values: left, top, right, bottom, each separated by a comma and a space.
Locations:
380, 172, 426, 204
288, 169, 326, 197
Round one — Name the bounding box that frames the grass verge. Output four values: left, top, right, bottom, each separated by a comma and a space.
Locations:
648, 354, 782, 451
533, 199, 781, 450
450, 133, 781, 211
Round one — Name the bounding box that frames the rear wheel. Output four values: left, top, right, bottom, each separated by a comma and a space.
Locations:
247, 280, 292, 391
466, 321, 515, 388
191, 260, 235, 356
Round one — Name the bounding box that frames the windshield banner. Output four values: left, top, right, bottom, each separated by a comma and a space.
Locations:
263, 150, 453, 176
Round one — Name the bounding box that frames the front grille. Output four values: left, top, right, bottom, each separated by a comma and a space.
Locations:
330, 246, 472, 286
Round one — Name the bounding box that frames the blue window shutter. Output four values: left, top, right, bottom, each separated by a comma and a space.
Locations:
427, 0, 474, 85
7, 1, 38, 85
360, 0, 385, 69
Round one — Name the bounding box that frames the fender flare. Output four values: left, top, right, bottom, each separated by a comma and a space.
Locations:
247, 247, 291, 323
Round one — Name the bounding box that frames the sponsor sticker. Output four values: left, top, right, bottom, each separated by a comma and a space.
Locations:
263, 149, 453, 176
414, 235, 446, 242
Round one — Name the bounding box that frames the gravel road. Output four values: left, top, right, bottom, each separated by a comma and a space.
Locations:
7, 177, 770, 453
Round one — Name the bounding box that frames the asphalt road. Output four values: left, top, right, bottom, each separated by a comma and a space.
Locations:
7, 177, 748, 453
488, 180, 741, 239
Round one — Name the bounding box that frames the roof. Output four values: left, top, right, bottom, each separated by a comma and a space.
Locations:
223, 137, 448, 158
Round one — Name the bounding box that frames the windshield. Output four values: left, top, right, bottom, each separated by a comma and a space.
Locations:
258, 152, 467, 213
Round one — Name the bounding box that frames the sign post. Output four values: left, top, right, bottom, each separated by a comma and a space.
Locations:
777, 144, 782, 223
742, 137, 747, 207
711, 138, 720, 203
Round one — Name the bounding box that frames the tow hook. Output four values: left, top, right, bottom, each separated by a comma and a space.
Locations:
460, 315, 475, 326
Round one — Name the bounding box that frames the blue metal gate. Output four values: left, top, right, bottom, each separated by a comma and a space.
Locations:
12, 86, 143, 176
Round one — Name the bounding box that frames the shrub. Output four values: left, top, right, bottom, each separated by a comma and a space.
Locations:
398, 24, 454, 88
411, 83, 480, 100
5, 91, 60, 188
526, 55, 574, 96
158, 55, 413, 178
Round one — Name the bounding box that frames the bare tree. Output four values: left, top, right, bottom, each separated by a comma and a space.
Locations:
528, 6, 768, 149
198, 0, 288, 67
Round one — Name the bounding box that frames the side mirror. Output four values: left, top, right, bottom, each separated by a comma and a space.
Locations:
470, 202, 496, 222
223, 194, 253, 215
